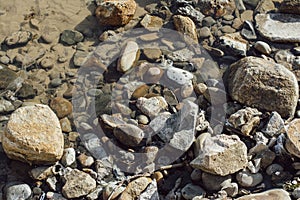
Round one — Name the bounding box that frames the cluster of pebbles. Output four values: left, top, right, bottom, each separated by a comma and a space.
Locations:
1, 0, 300, 199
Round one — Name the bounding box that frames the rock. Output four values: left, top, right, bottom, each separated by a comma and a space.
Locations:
61, 148, 76, 167
137, 115, 149, 125
236, 189, 291, 200
119, 177, 151, 200
190, 134, 248, 176
143, 48, 162, 62
40, 53, 55, 69
255, 0, 276, 13
138, 180, 159, 200
202, 16, 216, 27
219, 32, 248, 56
262, 112, 284, 137
202, 172, 231, 191
0, 67, 18, 90
165, 66, 194, 86
221, 182, 239, 197
5, 31, 31, 47
243, 0, 260, 7
50, 97, 73, 119
29, 166, 54, 180
62, 169, 96, 199
77, 154, 94, 167
292, 187, 300, 199
279, 0, 300, 14
0, 99, 14, 114
86, 186, 103, 200
266, 163, 284, 176
95, 0, 137, 26
41, 25, 60, 44
5, 183, 32, 200
241, 20, 257, 40
236, 170, 263, 187
103, 182, 126, 200
181, 183, 206, 200
47, 176, 58, 191
117, 41, 140, 73
241, 10, 253, 22
17, 83, 36, 99
227, 56, 299, 118
60, 117, 72, 133
255, 13, 300, 43
60, 30, 84, 45
0, 55, 9, 64
254, 41, 271, 55
73, 50, 89, 67
2, 104, 64, 164
140, 14, 163, 30
113, 124, 144, 147
228, 107, 261, 136
198, 27, 211, 38
136, 96, 168, 117
173, 15, 198, 42
191, 169, 202, 182
167, 48, 195, 62
176, 4, 205, 24
220, 25, 236, 33
285, 119, 300, 158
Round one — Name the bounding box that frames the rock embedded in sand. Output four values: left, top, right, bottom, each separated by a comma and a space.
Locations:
95, 0, 137, 26
60, 30, 84, 45
2, 104, 64, 164
227, 56, 299, 118
5, 31, 32, 47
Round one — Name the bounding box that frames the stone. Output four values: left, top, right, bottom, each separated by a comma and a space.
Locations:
60, 30, 84, 45
173, 15, 198, 42
0, 55, 10, 64
29, 166, 54, 180
117, 41, 140, 73
262, 112, 284, 137
0, 67, 18, 90
2, 104, 64, 164
62, 169, 96, 199
243, 0, 260, 7
103, 182, 126, 200
77, 154, 94, 167
236, 189, 291, 200
191, 169, 202, 182
219, 32, 248, 56
202, 172, 231, 191
50, 97, 73, 119
202, 16, 216, 27
143, 48, 162, 62
190, 134, 248, 176
47, 176, 58, 191
143, 66, 164, 83
60, 117, 72, 133
73, 50, 89, 67
198, 27, 211, 38
61, 148, 76, 167
241, 10, 253, 22
241, 20, 257, 40
221, 182, 239, 197
167, 48, 195, 62
255, 13, 300, 43
165, 66, 194, 86
181, 183, 206, 200
227, 56, 299, 118
285, 119, 300, 158
0, 99, 14, 114
137, 115, 149, 125
140, 14, 163, 30
266, 163, 284, 176
254, 41, 271, 55
138, 180, 159, 200
5, 183, 32, 200
138, 96, 167, 116
113, 124, 144, 147
41, 25, 60, 44
293, 187, 300, 199
119, 177, 151, 200
220, 25, 236, 33
5, 31, 31, 46
279, 0, 300, 14
95, 0, 137, 26
228, 107, 261, 136
176, 4, 205, 24
255, 0, 276, 13
101, 114, 126, 128
40, 53, 55, 69
86, 186, 103, 200
236, 170, 263, 187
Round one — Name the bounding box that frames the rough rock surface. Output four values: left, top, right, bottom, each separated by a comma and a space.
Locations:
285, 119, 300, 158
95, 0, 137, 26
255, 13, 300, 42
236, 189, 291, 200
227, 56, 299, 118
190, 134, 248, 176
119, 177, 151, 200
173, 15, 198, 42
2, 104, 64, 164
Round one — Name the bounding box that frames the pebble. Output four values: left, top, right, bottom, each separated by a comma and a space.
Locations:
198, 27, 211, 38
202, 16, 216, 27
143, 48, 162, 62
140, 14, 163, 30
136, 96, 168, 117
236, 170, 263, 187
220, 25, 236, 33
262, 111, 284, 137
227, 56, 299, 118
221, 182, 239, 197
5, 183, 32, 200
219, 32, 248, 56
62, 169, 96, 199
173, 15, 198, 42
165, 66, 193, 86
2, 104, 64, 164
0, 55, 10, 64
119, 177, 151, 200
143, 66, 164, 83
181, 183, 206, 200
117, 41, 140, 73
293, 187, 300, 199
41, 25, 60, 43
137, 114, 149, 125
61, 148, 76, 167
254, 41, 271, 55
279, 0, 300, 15
266, 163, 284, 176
241, 20, 257, 40
138, 180, 159, 200
202, 172, 232, 191
5, 31, 31, 46
0, 99, 14, 113
236, 189, 291, 200
50, 97, 73, 118
40, 54, 55, 69
60, 30, 84, 45
73, 50, 89, 67
176, 4, 205, 24
113, 124, 145, 147
241, 10, 253, 22
60, 117, 72, 132
77, 154, 94, 167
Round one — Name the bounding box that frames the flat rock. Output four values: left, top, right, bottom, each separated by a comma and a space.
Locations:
190, 134, 248, 176
219, 32, 248, 56
2, 104, 64, 164
285, 119, 300, 158
5, 31, 31, 46
62, 169, 96, 199
255, 13, 300, 42
173, 15, 198, 42
113, 124, 145, 147
60, 30, 84, 45
165, 66, 194, 86
119, 177, 151, 200
95, 0, 137, 26
227, 56, 299, 118
236, 189, 291, 200
117, 41, 140, 73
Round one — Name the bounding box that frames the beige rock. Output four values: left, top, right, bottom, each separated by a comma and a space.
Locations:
2, 104, 64, 165
140, 14, 163, 30
50, 97, 73, 119
236, 189, 291, 200
173, 15, 198, 42
227, 56, 299, 118
95, 0, 137, 26
119, 177, 152, 200
286, 119, 300, 158
117, 41, 140, 73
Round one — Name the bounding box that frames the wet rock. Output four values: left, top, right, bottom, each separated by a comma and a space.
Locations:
95, 0, 137, 26
113, 124, 144, 147
136, 96, 168, 117
140, 14, 163, 30
2, 104, 64, 164
255, 13, 300, 42
219, 32, 248, 56
167, 48, 195, 62
165, 66, 193, 86
266, 163, 284, 176
227, 56, 299, 118
173, 15, 198, 42
236, 189, 291, 200
50, 97, 73, 119
254, 41, 271, 55
285, 119, 300, 158
228, 107, 261, 136
190, 134, 248, 176
117, 41, 140, 73
202, 172, 232, 191
5, 183, 32, 200
5, 31, 31, 47
236, 170, 263, 187
119, 177, 151, 200
181, 183, 206, 199
60, 30, 84, 45
279, 0, 300, 14
62, 169, 96, 199
262, 111, 284, 137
